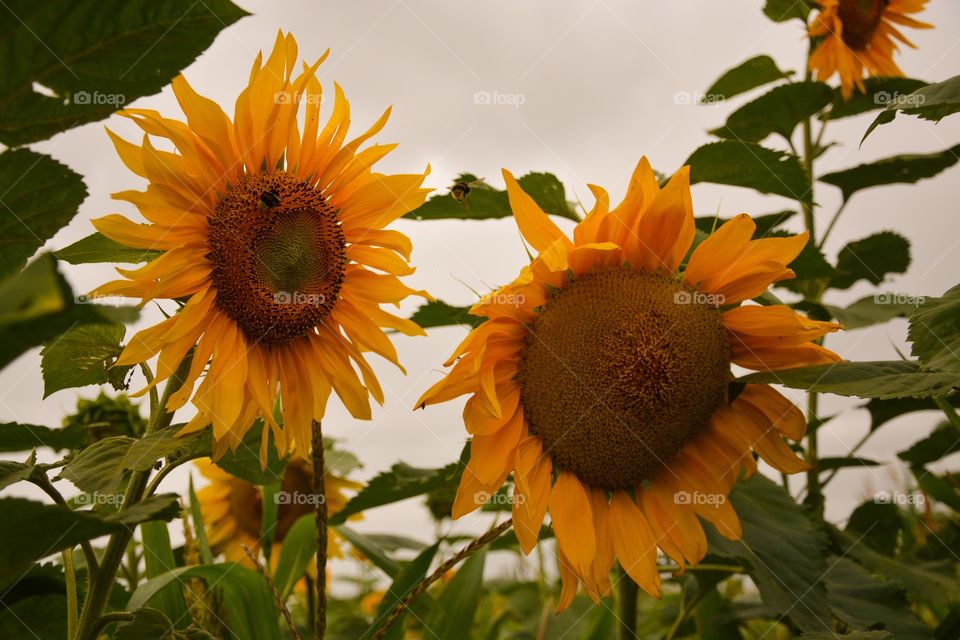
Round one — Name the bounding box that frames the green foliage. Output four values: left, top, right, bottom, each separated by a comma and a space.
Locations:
830, 231, 910, 290
56, 232, 162, 265
824, 77, 928, 120
40, 321, 129, 397
0, 495, 179, 587
362, 543, 439, 640
140, 521, 190, 627
820, 145, 960, 202
702, 55, 792, 102
707, 475, 831, 632
908, 284, 960, 375
865, 74, 960, 139
0, 0, 248, 146
0, 149, 87, 278
763, 0, 814, 22
410, 299, 480, 329
740, 360, 960, 399
126, 564, 283, 640
685, 141, 812, 204
406, 172, 578, 221
426, 549, 486, 639
712, 81, 833, 143
213, 419, 289, 485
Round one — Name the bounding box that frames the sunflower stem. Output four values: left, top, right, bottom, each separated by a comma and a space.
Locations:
617, 567, 639, 640
372, 518, 513, 640
76, 352, 193, 640
63, 549, 79, 640
312, 419, 328, 640
935, 397, 960, 435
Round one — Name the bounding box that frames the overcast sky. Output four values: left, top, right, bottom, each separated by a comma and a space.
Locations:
4, 0, 960, 590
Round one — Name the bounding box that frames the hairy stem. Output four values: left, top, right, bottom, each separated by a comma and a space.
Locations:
618, 567, 638, 640
312, 420, 328, 640
76, 352, 192, 640
372, 519, 513, 640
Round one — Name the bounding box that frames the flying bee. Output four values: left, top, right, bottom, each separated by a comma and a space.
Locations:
450, 178, 484, 204
258, 190, 282, 211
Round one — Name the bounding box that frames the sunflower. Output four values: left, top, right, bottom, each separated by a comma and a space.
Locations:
92, 32, 431, 462
196, 456, 360, 566
809, 0, 932, 100
416, 158, 842, 609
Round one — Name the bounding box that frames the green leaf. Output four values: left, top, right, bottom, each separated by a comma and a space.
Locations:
0, 495, 179, 586
363, 543, 440, 640
114, 607, 215, 640
0, 421, 84, 452
739, 361, 960, 400
866, 396, 960, 432
898, 422, 960, 466
213, 419, 289, 485
702, 55, 792, 102
825, 558, 931, 640
126, 563, 282, 640
0, 149, 87, 278
427, 549, 486, 639
817, 456, 880, 471
56, 232, 161, 265
826, 295, 919, 330
0, 452, 38, 491
330, 459, 465, 525
124, 428, 205, 472
271, 514, 316, 599
824, 77, 928, 120
40, 321, 128, 397
686, 141, 811, 204
799, 633, 892, 640
0, 254, 127, 370
187, 475, 214, 566
830, 231, 910, 290
141, 521, 189, 627
0, 0, 249, 146
335, 525, 401, 578
409, 300, 479, 330
820, 145, 960, 203
712, 81, 833, 143
908, 284, 960, 375
864, 74, 960, 140
846, 501, 904, 556
58, 435, 132, 495
707, 475, 831, 632
828, 525, 960, 604
763, 0, 814, 22
775, 232, 835, 292
405, 172, 578, 221
912, 470, 960, 512
694, 210, 796, 237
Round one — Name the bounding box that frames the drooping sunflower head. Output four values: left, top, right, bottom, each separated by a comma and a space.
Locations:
196, 456, 360, 566
809, 0, 932, 100
417, 158, 842, 609
94, 32, 432, 462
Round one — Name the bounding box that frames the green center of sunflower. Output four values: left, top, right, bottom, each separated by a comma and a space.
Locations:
208, 172, 346, 346
837, 0, 888, 50
517, 269, 730, 490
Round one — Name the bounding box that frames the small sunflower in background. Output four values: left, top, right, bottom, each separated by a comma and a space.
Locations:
417, 158, 842, 609
195, 456, 361, 566
809, 0, 932, 100
93, 31, 431, 462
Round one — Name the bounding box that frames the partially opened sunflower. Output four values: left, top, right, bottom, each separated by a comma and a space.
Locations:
196, 457, 360, 565
417, 158, 842, 609
93, 32, 431, 461
809, 0, 932, 100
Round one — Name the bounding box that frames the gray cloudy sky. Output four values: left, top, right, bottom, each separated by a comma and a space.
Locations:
4, 0, 960, 586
